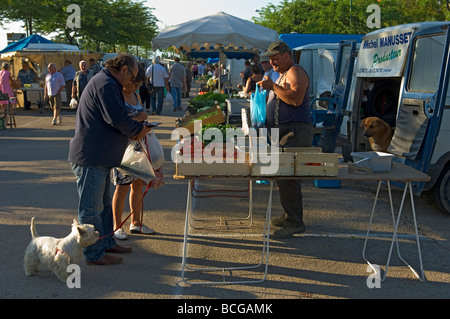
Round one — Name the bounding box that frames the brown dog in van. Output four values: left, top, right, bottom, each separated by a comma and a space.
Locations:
360, 117, 394, 152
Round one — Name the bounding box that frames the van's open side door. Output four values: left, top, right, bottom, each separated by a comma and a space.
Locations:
388, 25, 450, 194
311, 40, 357, 152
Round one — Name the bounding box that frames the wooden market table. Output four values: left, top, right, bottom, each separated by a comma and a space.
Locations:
174, 162, 430, 285
16, 87, 45, 112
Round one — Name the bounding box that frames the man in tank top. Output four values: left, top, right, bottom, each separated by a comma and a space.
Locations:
258, 41, 314, 238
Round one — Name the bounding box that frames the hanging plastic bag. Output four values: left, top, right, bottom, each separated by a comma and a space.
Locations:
117, 141, 155, 184
69, 98, 78, 109
165, 90, 173, 105
250, 85, 267, 128
144, 132, 165, 189
147, 130, 165, 170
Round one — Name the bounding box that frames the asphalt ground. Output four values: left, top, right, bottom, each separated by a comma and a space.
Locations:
0, 88, 449, 305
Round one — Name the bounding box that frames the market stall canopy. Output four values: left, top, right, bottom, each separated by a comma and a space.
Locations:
151, 12, 278, 59
0, 34, 53, 54
0, 34, 103, 77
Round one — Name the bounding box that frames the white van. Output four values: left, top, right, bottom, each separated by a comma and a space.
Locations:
336, 22, 450, 214
293, 43, 338, 107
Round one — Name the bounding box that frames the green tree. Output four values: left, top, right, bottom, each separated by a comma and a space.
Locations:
253, 0, 450, 35
0, 0, 49, 35
1, 0, 158, 56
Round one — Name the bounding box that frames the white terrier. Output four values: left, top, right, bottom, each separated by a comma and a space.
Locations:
24, 217, 99, 282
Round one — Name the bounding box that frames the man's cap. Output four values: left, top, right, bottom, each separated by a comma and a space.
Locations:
263, 41, 291, 57
260, 54, 270, 62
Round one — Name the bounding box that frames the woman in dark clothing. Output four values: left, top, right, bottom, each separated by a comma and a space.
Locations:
243, 64, 263, 94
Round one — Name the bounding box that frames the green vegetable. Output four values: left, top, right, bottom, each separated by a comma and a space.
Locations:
192, 92, 228, 103
201, 123, 233, 145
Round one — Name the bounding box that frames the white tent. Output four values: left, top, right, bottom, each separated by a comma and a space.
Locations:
151, 12, 278, 59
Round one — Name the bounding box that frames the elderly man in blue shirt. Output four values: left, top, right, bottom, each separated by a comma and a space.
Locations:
68, 53, 149, 266
60, 60, 76, 105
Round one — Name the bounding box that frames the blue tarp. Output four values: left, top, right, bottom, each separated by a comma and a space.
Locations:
279, 33, 363, 49
207, 58, 219, 64
0, 34, 53, 54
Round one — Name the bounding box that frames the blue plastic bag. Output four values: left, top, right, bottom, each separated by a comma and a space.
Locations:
250, 85, 267, 128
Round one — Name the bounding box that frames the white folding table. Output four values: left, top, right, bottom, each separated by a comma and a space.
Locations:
174, 162, 430, 285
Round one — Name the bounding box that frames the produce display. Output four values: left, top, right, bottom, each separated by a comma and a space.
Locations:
189, 92, 228, 111
196, 74, 211, 82
201, 123, 233, 145
192, 92, 228, 103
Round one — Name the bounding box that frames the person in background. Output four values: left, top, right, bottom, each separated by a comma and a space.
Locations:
260, 55, 279, 82
60, 60, 76, 105
192, 63, 198, 79
239, 60, 252, 88
0, 62, 17, 113
68, 53, 148, 266
89, 58, 102, 76
242, 64, 263, 94
258, 41, 314, 238
138, 63, 150, 111
146, 56, 169, 115
44, 63, 65, 125
168, 56, 186, 112
182, 62, 192, 98
17, 60, 39, 110
253, 55, 265, 75
72, 60, 94, 101
112, 64, 155, 240
213, 63, 220, 78
197, 60, 206, 77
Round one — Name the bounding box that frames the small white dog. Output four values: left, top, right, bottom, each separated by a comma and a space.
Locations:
24, 217, 99, 282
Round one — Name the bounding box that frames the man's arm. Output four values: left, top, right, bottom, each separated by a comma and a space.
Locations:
258, 66, 309, 107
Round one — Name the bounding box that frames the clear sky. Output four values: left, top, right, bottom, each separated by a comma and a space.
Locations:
0, 0, 281, 50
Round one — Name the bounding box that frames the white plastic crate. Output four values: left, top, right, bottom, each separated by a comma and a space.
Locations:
351, 151, 394, 173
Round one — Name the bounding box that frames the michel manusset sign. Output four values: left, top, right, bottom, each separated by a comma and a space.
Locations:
356, 28, 415, 77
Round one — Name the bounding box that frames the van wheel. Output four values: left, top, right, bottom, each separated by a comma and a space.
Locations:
364, 80, 400, 127
433, 166, 450, 215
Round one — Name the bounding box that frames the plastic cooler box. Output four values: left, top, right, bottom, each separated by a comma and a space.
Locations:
351, 151, 394, 172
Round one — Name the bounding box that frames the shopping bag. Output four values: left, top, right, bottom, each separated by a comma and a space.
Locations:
165, 91, 173, 105
117, 141, 155, 184
69, 98, 78, 109
250, 85, 267, 128
147, 130, 165, 170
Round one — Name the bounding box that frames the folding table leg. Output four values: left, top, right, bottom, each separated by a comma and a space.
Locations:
363, 181, 425, 282
181, 179, 273, 285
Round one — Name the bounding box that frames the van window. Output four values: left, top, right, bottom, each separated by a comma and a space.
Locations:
409, 34, 446, 93
337, 46, 352, 86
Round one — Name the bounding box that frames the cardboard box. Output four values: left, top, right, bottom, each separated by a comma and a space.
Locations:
177, 105, 225, 135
